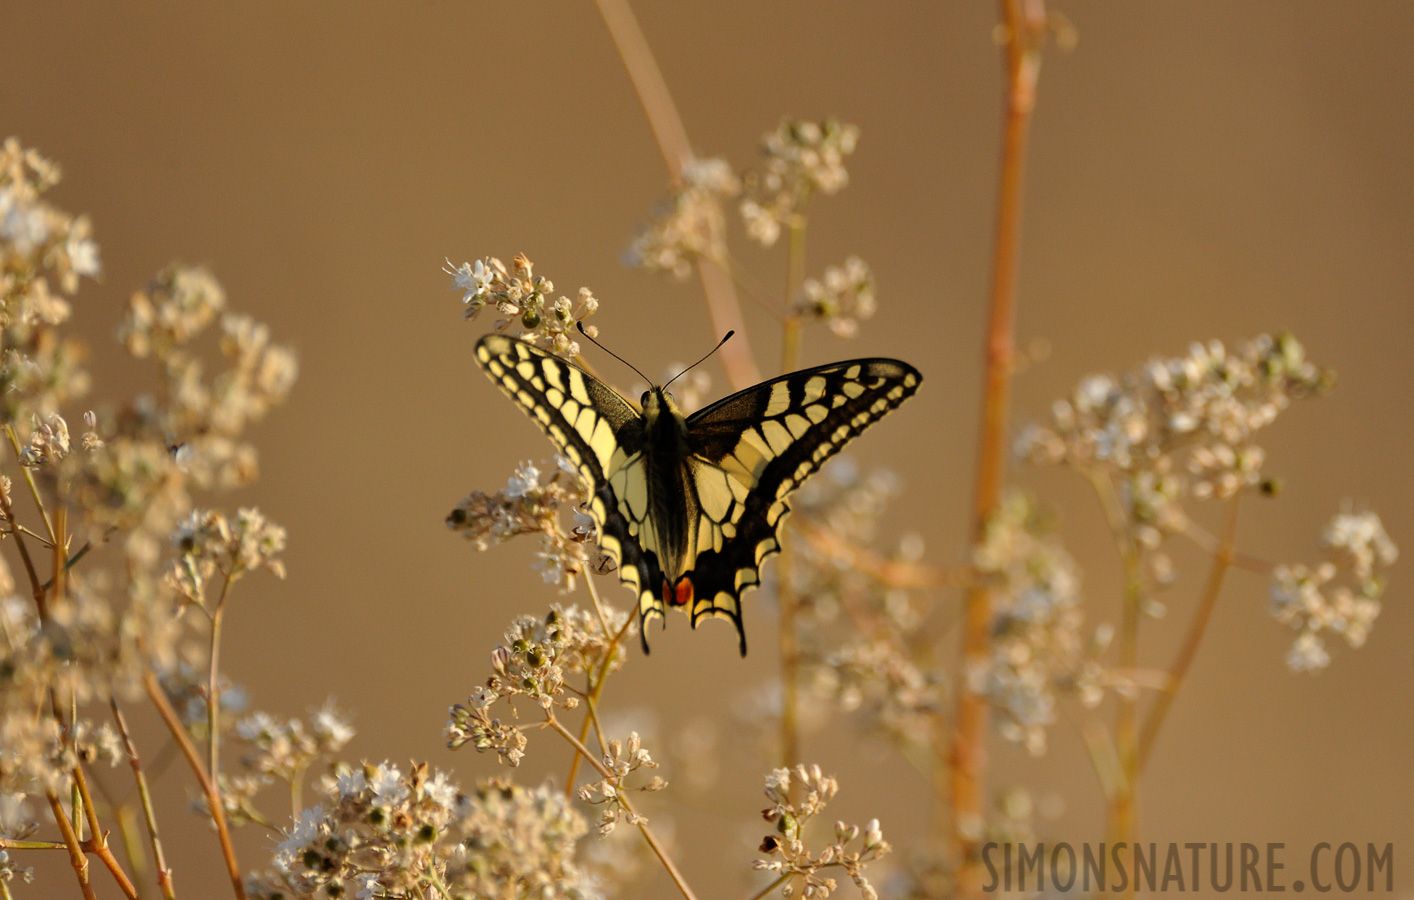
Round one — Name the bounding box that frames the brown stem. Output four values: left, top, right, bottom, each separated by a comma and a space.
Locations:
113, 697, 177, 899
593, 0, 761, 388
949, 2, 1046, 892
144, 670, 247, 900
1138, 496, 1241, 770
0, 475, 47, 617
47, 791, 98, 900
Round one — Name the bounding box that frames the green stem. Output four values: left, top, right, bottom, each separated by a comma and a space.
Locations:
1138, 495, 1240, 770
112, 697, 177, 900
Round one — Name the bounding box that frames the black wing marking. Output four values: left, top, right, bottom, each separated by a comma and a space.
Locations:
682, 358, 923, 654
474, 335, 668, 648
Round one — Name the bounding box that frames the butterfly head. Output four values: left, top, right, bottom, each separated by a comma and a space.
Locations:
640, 387, 684, 426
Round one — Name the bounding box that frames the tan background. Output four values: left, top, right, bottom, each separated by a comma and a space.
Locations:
6, 2, 1412, 897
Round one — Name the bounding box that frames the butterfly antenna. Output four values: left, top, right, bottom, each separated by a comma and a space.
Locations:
576, 322, 655, 386
663, 331, 735, 391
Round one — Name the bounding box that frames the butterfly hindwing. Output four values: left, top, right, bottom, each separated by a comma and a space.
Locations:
680, 359, 922, 650
474, 335, 668, 634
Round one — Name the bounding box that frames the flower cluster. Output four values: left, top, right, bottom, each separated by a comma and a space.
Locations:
577, 730, 666, 834
447, 604, 632, 766
1271, 509, 1398, 672
171, 507, 287, 606
447, 456, 607, 589
973, 491, 1107, 755
447, 253, 600, 358
626, 156, 739, 278
253, 761, 594, 900
741, 119, 859, 247
1017, 333, 1330, 551
754, 764, 891, 899
796, 256, 876, 338
821, 638, 941, 747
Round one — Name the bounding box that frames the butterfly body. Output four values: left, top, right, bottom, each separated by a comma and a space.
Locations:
475, 333, 921, 655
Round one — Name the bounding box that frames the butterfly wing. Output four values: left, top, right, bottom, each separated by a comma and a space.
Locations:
681, 358, 923, 653
474, 335, 668, 641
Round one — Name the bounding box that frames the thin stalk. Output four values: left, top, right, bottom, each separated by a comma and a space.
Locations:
1086, 470, 1144, 891
565, 577, 633, 795
546, 714, 698, 900
207, 570, 234, 789
47, 791, 97, 900
594, 0, 761, 388
114, 804, 148, 896
4, 425, 55, 544
748, 873, 794, 900
777, 211, 808, 770
426, 864, 455, 900
143, 669, 247, 900
113, 697, 177, 900
1138, 496, 1240, 770
0, 473, 47, 617
950, 3, 1046, 892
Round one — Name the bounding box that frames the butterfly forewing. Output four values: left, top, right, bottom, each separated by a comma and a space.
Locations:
678, 359, 922, 650
474, 335, 668, 630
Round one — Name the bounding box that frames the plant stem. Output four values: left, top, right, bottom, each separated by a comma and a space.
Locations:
207, 569, 234, 795
47, 791, 97, 900
748, 872, 794, 900
949, 2, 1046, 892
143, 669, 247, 900
112, 697, 177, 900
566, 578, 632, 795
777, 212, 808, 771
593, 0, 761, 388
546, 714, 698, 900
1138, 495, 1240, 770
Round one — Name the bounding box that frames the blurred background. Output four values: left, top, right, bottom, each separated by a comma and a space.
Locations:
5, 2, 1411, 896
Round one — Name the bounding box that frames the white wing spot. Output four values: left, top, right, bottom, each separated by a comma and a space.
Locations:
844, 365, 862, 380
785, 414, 811, 437
842, 381, 865, 399
805, 403, 828, 424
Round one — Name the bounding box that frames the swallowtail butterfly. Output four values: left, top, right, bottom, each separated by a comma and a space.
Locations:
475, 333, 921, 655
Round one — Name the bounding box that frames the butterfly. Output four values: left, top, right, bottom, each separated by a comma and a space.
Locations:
475, 333, 921, 655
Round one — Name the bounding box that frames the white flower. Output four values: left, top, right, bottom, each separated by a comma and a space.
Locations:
67, 235, 101, 278
311, 701, 354, 749
1287, 631, 1331, 673
506, 460, 541, 498
274, 806, 325, 870
335, 769, 367, 799
369, 763, 408, 807
426, 771, 458, 812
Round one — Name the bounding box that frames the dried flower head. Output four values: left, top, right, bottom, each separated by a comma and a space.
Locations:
741, 119, 859, 247
1271, 508, 1397, 672
796, 256, 876, 338
754, 764, 890, 899
576, 730, 666, 834
627, 157, 740, 278
447, 455, 606, 589
447, 254, 600, 358
1017, 333, 1330, 550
